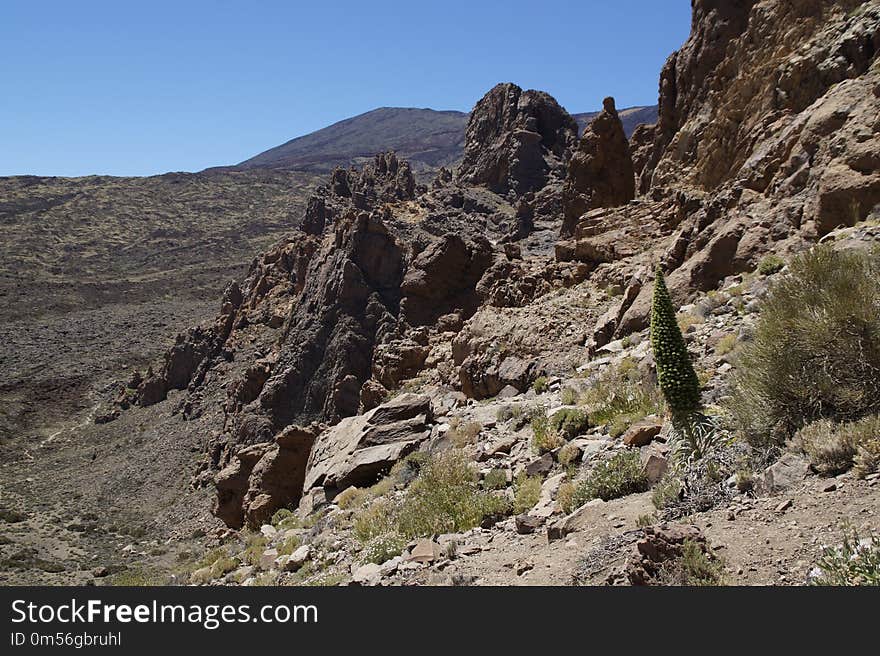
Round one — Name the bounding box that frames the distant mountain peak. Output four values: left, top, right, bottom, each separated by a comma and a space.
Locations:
230, 104, 657, 175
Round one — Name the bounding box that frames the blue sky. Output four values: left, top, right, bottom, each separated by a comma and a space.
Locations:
0, 1, 692, 177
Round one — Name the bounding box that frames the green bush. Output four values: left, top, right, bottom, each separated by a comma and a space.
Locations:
395, 450, 510, 538
651, 266, 701, 422
731, 246, 880, 446
757, 254, 785, 276
658, 539, 725, 586
550, 408, 590, 439
513, 474, 542, 514
584, 358, 663, 436
573, 450, 649, 503
532, 376, 549, 393
530, 408, 565, 453
361, 533, 406, 565
810, 529, 880, 586
795, 415, 880, 477
482, 468, 509, 490
560, 386, 579, 405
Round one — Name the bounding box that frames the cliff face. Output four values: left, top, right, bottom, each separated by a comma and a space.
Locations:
563, 0, 880, 344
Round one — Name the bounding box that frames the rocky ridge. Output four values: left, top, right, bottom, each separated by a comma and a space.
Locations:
4, 0, 878, 586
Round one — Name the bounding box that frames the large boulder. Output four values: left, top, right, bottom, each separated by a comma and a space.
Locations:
302, 393, 433, 496
213, 425, 319, 529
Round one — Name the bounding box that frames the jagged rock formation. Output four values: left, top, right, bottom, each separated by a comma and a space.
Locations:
458, 83, 578, 195
560, 97, 635, 237
108, 0, 880, 539
561, 0, 880, 347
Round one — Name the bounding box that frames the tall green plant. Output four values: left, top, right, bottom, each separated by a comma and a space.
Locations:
650, 265, 701, 424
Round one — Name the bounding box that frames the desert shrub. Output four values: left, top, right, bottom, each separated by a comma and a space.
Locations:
532, 376, 549, 393
560, 386, 579, 406
557, 442, 581, 468
757, 254, 785, 276
530, 408, 565, 453
651, 474, 682, 510
658, 539, 725, 586
352, 497, 397, 544
636, 513, 656, 528
714, 333, 737, 357
395, 450, 510, 538
574, 450, 649, 503
730, 246, 880, 447
513, 474, 542, 514
241, 534, 269, 567
496, 405, 514, 422
482, 468, 509, 490
447, 419, 482, 447
277, 534, 301, 556
794, 415, 880, 476
270, 508, 294, 527
107, 569, 165, 586
735, 469, 755, 493
361, 533, 406, 565
556, 481, 578, 514
584, 359, 663, 436
550, 408, 590, 439
335, 487, 365, 509
809, 529, 880, 586
651, 266, 702, 422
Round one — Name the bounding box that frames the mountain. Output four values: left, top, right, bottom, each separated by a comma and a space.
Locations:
234, 107, 469, 174
232, 104, 657, 175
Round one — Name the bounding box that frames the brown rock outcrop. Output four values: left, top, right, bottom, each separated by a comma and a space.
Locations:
213, 424, 319, 529
303, 393, 433, 496
458, 83, 577, 195
561, 97, 635, 237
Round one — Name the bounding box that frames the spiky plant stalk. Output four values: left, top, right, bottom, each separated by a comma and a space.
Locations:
650, 265, 701, 425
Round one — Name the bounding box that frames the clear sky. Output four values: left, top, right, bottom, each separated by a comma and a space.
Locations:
0, 1, 692, 177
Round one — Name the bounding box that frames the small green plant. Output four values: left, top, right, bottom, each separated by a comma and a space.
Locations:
352, 497, 397, 543
513, 474, 542, 514
271, 508, 295, 527
557, 442, 581, 468
669, 414, 728, 467
447, 419, 482, 447
651, 266, 702, 423
757, 254, 785, 276
651, 474, 682, 509
574, 450, 649, 503
555, 481, 575, 513
658, 539, 725, 586
794, 415, 880, 476
810, 528, 880, 586
483, 468, 509, 490
335, 486, 365, 509
530, 407, 565, 453
560, 386, 579, 406
361, 533, 406, 565
395, 450, 510, 538
277, 534, 301, 556
714, 333, 737, 357
735, 469, 755, 493
242, 533, 269, 567
550, 408, 590, 440
532, 376, 549, 393
636, 513, 656, 528
584, 359, 663, 437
